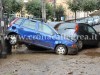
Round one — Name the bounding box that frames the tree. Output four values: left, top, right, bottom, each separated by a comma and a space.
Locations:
95, 0, 100, 10
68, 0, 81, 21
81, 0, 96, 16
26, 0, 42, 18
26, 0, 54, 20
2, 0, 23, 24
2, 0, 23, 14
46, 3, 53, 20
55, 5, 65, 21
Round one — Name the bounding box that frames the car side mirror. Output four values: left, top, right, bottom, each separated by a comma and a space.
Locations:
12, 26, 16, 30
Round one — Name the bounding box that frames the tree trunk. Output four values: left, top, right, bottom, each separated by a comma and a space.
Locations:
75, 11, 76, 22
87, 12, 89, 17
84, 12, 85, 18
7, 13, 9, 22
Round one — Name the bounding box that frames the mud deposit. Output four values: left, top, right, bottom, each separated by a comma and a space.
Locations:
0, 47, 100, 75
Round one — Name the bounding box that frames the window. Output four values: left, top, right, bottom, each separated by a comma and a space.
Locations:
87, 26, 96, 33
38, 23, 54, 35
22, 20, 36, 30
15, 19, 23, 25
80, 24, 95, 33
55, 23, 75, 34
57, 23, 76, 30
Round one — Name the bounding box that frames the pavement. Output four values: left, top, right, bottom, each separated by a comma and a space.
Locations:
0, 46, 100, 75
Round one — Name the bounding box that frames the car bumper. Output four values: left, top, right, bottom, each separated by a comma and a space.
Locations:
67, 47, 78, 55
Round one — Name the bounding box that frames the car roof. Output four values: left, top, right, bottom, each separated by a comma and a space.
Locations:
53, 22, 91, 28
54, 22, 88, 26
47, 22, 62, 28
17, 17, 42, 22
48, 22, 76, 29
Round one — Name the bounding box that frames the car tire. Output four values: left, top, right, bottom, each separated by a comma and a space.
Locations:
8, 34, 18, 45
77, 40, 83, 50
55, 45, 68, 55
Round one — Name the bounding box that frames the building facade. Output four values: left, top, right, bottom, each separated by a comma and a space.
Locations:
15, 0, 88, 20
16, 0, 33, 18
47, 0, 88, 20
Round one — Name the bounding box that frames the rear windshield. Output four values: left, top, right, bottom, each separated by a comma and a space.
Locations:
14, 18, 23, 25
54, 23, 75, 30
54, 23, 76, 34
58, 23, 76, 29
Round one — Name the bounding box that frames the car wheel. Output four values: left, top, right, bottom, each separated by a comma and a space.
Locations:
9, 34, 18, 45
55, 45, 67, 55
77, 40, 83, 50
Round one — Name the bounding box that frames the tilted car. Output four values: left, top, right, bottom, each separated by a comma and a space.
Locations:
6, 18, 79, 55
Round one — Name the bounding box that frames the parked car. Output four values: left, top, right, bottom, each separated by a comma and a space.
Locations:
76, 19, 87, 23
93, 16, 100, 25
6, 18, 79, 55
93, 24, 100, 33
51, 22, 100, 50
47, 22, 62, 28
85, 17, 95, 26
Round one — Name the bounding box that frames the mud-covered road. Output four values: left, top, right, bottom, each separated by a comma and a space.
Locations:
0, 46, 100, 75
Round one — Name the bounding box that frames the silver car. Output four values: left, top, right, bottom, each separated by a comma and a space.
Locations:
93, 16, 100, 25
85, 17, 94, 26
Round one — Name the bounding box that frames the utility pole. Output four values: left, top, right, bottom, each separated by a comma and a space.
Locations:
0, 0, 3, 30
53, 0, 56, 21
41, 0, 46, 22
0, 0, 7, 58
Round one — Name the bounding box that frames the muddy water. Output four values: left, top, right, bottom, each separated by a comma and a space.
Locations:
0, 47, 100, 75
83, 47, 100, 57
85, 51, 100, 57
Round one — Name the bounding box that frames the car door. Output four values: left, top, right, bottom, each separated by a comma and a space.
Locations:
36, 23, 56, 49
79, 24, 97, 45
86, 25, 99, 45
80, 25, 98, 45
18, 20, 37, 44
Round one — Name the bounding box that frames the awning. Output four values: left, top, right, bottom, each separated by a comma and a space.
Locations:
89, 10, 100, 16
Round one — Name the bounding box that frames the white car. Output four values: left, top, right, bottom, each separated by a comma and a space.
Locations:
93, 16, 100, 25
85, 17, 94, 26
